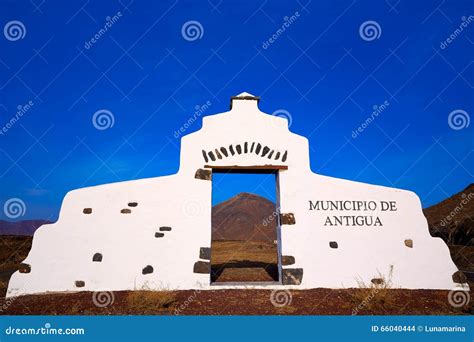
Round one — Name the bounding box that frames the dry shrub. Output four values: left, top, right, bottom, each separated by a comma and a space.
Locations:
350, 265, 397, 314
126, 290, 177, 314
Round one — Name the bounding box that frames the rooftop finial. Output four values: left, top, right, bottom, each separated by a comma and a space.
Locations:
230, 92, 260, 109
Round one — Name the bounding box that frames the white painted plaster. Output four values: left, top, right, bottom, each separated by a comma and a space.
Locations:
7, 93, 466, 297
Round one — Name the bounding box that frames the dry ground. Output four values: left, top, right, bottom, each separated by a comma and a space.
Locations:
0, 288, 471, 315
211, 240, 278, 282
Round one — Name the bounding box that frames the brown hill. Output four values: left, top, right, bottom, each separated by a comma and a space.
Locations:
424, 183, 474, 285
0, 219, 52, 236
424, 183, 473, 246
212, 192, 277, 241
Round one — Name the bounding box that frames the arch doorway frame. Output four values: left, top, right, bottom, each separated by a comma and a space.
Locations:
206, 164, 287, 286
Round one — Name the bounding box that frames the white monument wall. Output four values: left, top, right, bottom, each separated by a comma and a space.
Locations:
7, 93, 465, 297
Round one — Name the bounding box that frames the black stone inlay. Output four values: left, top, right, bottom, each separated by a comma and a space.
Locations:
202, 150, 209, 163
199, 247, 211, 260
93, 253, 103, 262
142, 265, 153, 274
282, 268, 303, 285
220, 147, 228, 157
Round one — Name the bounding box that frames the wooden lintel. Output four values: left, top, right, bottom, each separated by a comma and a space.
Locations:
204, 165, 288, 171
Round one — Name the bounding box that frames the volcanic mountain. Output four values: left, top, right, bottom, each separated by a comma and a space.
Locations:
212, 192, 277, 241
0, 219, 52, 236
423, 183, 473, 284
424, 183, 473, 246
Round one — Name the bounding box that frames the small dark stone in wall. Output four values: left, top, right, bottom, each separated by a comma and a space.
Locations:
329, 241, 338, 249
244, 142, 248, 153
155, 232, 165, 238
83, 208, 92, 214
268, 150, 274, 159
142, 265, 154, 275
215, 149, 222, 159
275, 152, 281, 160
208, 151, 216, 161
280, 213, 296, 225
193, 261, 210, 274
236, 145, 242, 154
199, 247, 211, 260
404, 239, 413, 248
282, 256, 295, 266
250, 142, 255, 153
220, 147, 228, 157
128, 202, 138, 207
159, 226, 172, 231
19, 263, 31, 273
75, 280, 85, 288
195, 168, 212, 181
282, 268, 303, 285
282, 151, 288, 162
262, 146, 270, 157
452, 271, 467, 284
255, 143, 262, 154
121, 208, 132, 214
371, 278, 384, 285
92, 253, 103, 262
202, 150, 209, 163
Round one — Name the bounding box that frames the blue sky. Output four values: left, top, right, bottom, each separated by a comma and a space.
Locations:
0, 0, 472, 221
212, 172, 277, 206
